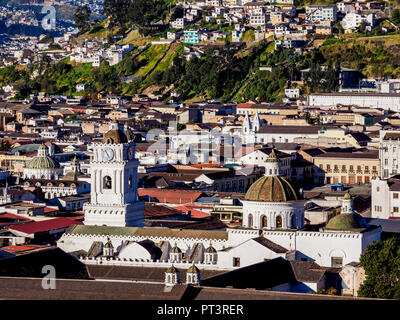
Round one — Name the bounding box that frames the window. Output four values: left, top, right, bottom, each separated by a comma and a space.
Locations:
394, 207, 399, 213
291, 215, 296, 228
276, 215, 282, 228
248, 214, 253, 227
331, 257, 343, 268
349, 165, 354, 171
394, 193, 399, 199
261, 215, 267, 228
103, 176, 112, 189
233, 257, 240, 267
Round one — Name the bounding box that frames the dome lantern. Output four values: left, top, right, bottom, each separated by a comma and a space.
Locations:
186, 263, 200, 285
165, 265, 180, 286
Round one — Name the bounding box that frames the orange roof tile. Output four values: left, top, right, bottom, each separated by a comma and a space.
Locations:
138, 188, 204, 204
173, 205, 210, 218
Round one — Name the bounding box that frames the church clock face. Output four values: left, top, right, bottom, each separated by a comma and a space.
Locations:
128, 146, 134, 160
102, 148, 114, 161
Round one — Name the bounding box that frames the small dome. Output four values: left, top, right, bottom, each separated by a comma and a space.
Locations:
26, 156, 59, 169
38, 144, 46, 152
71, 156, 79, 166
205, 244, 216, 253
62, 171, 84, 181
265, 149, 279, 163
102, 129, 128, 144
326, 213, 361, 230
187, 264, 199, 273
104, 238, 113, 249
166, 265, 179, 273
170, 244, 182, 253
344, 192, 351, 200
245, 176, 300, 202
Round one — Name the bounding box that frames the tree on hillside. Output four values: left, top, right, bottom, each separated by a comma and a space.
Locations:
358, 238, 400, 299
103, 0, 130, 29
74, 6, 91, 34
392, 9, 400, 25
128, 0, 168, 32
359, 20, 367, 33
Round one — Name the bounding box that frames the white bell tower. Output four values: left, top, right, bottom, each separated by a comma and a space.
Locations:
83, 125, 144, 227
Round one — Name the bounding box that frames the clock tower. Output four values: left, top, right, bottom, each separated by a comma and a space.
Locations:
83, 123, 144, 227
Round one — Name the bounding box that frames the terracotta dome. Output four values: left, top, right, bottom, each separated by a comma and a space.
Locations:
102, 129, 128, 144
326, 213, 361, 230
244, 176, 300, 202
62, 171, 84, 181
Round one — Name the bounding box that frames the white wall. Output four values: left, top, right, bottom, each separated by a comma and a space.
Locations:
217, 239, 286, 269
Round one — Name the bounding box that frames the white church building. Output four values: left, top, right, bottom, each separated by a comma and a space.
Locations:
57, 127, 381, 281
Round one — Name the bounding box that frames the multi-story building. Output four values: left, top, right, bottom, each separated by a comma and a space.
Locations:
307, 93, 400, 111
336, 1, 356, 14
170, 18, 186, 29
306, 5, 337, 23
313, 152, 380, 185
341, 13, 375, 31
371, 176, 400, 219
250, 14, 266, 26
379, 130, 400, 179
184, 30, 200, 44
270, 12, 284, 25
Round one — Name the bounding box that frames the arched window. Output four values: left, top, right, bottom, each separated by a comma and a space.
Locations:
41, 175, 46, 179
261, 215, 267, 228
291, 215, 296, 228
248, 214, 253, 227
276, 215, 282, 228
103, 176, 112, 189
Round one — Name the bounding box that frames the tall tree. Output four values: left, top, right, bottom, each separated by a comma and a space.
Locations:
74, 6, 91, 34
392, 9, 400, 25
103, 0, 130, 29
358, 238, 400, 299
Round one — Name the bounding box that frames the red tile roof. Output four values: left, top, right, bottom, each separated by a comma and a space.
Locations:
8, 218, 82, 235
138, 188, 204, 204
190, 163, 224, 169
237, 103, 253, 109
172, 205, 210, 218
0, 213, 30, 221
144, 204, 182, 218
2, 245, 35, 253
